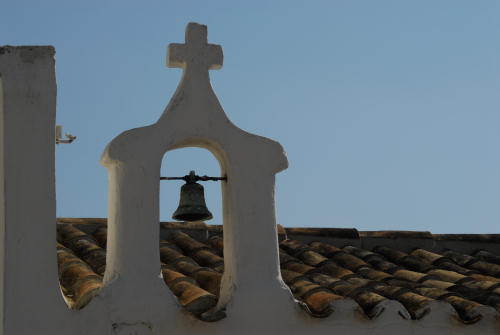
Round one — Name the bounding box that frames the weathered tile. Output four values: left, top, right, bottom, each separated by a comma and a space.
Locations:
54, 219, 500, 324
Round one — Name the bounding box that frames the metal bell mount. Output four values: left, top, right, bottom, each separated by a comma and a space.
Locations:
160, 170, 227, 222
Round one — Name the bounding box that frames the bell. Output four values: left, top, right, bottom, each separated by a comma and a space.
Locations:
172, 179, 213, 222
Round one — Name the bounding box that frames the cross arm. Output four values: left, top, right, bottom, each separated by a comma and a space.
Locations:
167, 43, 186, 68
206, 44, 223, 70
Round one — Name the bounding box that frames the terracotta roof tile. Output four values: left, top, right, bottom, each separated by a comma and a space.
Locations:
161, 265, 218, 315
171, 232, 224, 272
56, 243, 101, 309
362, 254, 400, 273
286, 274, 343, 317
442, 295, 485, 324
55, 219, 500, 324
57, 224, 106, 276
474, 250, 500, 265
93, 226, 108, 248
208, 236, 223, 256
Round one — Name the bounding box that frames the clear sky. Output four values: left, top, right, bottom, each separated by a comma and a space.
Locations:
2, 1, 500, 233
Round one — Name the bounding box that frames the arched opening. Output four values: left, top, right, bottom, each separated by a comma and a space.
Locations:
54, 147, 226, 313
158, 147, 226, 320
160, 147, 222, 224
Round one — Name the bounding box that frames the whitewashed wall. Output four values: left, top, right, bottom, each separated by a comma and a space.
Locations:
0, 26, 499, 335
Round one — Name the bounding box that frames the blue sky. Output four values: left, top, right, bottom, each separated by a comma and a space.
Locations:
2, 1, 500, 233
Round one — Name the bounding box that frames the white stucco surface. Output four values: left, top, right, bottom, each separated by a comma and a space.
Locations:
0, 46, 74, 334
99, 21, 295, 329
0, 26, 499, 334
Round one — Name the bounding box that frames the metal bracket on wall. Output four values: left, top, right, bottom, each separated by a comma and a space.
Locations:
56, 125, 76, 144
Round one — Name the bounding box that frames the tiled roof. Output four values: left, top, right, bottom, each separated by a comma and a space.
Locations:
56, 218, 500, 324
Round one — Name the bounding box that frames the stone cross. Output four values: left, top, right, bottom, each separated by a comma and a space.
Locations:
167, 23, 223, 71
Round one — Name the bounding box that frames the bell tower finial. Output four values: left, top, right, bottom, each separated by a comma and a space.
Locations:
167, 22, 223, 71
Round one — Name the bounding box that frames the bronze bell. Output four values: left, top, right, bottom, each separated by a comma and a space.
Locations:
172, 171, 213, 222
